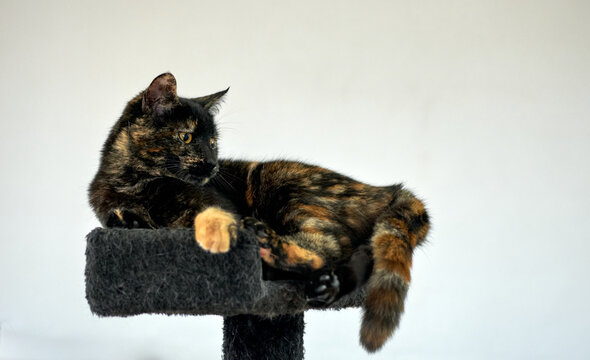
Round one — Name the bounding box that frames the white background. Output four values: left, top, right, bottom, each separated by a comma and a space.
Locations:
1, 1, 589, 359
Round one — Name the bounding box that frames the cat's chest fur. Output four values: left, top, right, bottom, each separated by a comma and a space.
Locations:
137, 178, 235, 227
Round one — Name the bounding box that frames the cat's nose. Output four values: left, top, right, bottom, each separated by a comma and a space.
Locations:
187, 159, 217, 178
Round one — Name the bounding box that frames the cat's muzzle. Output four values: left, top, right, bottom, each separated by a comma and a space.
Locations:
187, 163, 219, 185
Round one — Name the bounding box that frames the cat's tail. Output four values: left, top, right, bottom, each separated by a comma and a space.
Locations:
360, 186, 430, 352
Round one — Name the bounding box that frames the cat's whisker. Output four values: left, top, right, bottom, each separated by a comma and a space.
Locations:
218, 169, 246, 184
163, 163, 181, 172
215, 173, 238, 193
216, 171, 239, 184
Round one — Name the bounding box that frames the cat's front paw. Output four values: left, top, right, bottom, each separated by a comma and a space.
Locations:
106, 208, 150, 229
194, 207, 238, 253
306, 270, 341, 307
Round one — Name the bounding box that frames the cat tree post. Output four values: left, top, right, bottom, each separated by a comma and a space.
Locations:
85, 228, 365, 359
223, 314, 304, 360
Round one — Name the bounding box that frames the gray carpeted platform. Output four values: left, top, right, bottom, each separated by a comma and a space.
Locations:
85, 227, 366, 360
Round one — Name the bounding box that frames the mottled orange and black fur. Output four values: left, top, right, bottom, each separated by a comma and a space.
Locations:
89, 73, 430, 353
89, 73, 234, 229
221, 160, 430, 352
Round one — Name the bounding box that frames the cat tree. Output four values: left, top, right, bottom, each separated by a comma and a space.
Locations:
85, 227, 366, 359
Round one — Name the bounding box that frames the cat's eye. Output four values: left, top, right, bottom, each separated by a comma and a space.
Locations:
178, 132, 192, 144
210, 138, 216, 149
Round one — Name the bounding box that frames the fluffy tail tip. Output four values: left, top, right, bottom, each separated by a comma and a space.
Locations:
359, 270, 408, 352
359, 312, 400, 352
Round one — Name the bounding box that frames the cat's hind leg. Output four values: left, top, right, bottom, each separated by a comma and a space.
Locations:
253, 227, 329, 273
242, 217, 364, 305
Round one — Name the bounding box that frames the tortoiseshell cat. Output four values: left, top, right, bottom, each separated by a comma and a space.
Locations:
89, 73, 430, 352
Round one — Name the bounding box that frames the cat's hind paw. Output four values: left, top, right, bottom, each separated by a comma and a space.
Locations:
194, 207, 238, 253
306, 270, 340, 307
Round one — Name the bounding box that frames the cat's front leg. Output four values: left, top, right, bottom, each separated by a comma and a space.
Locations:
105, 207, 153, 229
194, 207, 239, 253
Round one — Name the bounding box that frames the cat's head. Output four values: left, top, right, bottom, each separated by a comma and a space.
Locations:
109, 73, 227, 186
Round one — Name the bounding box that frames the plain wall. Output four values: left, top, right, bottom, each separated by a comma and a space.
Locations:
1, 0, 589, 359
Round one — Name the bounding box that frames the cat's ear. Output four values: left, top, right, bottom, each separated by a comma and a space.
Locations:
193, 88, 229, 114
142, 73, 179, 114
